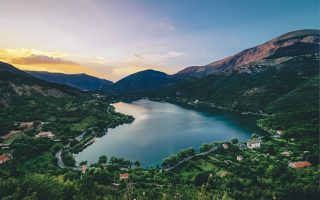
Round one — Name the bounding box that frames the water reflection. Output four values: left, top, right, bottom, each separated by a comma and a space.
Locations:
75, 99, 257, 167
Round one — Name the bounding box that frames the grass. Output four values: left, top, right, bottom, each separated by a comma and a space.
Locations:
194, 158, 216, 171
69, 116, 97, 132
19, 152, 56, 172
174, 161, 202, 178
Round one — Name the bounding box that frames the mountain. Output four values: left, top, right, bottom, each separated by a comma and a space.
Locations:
145, 54, 319, 110
0, 61, 30, 76
177, 29, 319, 78
27, 71, 112, 91
0, 61, 80, 106
103, 29, 319, 94
104, 69, 173, 93
138, 30, 319, 138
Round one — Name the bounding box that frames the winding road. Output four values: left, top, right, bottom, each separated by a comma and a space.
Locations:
55, 131, 87, 171
163, 145, 219, 171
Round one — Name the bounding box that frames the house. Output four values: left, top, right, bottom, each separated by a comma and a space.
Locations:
0, 154, 12, 165
0, 143, 10, 150
289, 161, 312, 169
247, 138, 262, 149
35, 132, 55, 140
120, 167, 129, 171
223, 143, 229, 149
281, 151, 291, 157
273, 130, 284, 138
276, 130, 284, 135
119, 173, 129, 180
18, 122, 34, 129
236, 155, 243, 161
81, 164, 87, 173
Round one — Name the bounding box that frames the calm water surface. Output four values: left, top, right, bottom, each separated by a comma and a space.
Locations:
75, 99, 258, 167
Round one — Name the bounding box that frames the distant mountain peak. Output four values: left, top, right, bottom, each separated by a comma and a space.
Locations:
103, 69, 171, 93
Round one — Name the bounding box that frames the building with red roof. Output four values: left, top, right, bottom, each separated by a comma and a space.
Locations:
289, 161, 312, 169
0, 154, 12, 165
119, 173, 129, 180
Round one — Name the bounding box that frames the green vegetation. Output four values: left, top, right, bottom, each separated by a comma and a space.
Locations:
1, 136, 318, 199
0, 54, 319, 199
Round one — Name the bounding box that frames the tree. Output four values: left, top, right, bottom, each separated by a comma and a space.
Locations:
79, 161, 88, 166
231, 138, 238, 144
194, 172, 210, 187
200, 143, 212, 152
251, 133, 258, 139
177, 149, 188, 160
187, 147, 196, 156
98, 155, 107, 165
134, 160, 141, 168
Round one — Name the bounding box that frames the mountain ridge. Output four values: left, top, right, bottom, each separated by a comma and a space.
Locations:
0, 61, 81, 107
103, 69, 172, 93
26, 71, 112, 91
177, 29, 319, 78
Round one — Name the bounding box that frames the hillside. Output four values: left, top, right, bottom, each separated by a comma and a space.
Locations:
0, 61, 85, 135
104, 69, 174, 93
145, 54, 319, 110
27, 71, 112, 91
177, 29, 319, 78
139, 30, 320, 140
0, 62, 81, 106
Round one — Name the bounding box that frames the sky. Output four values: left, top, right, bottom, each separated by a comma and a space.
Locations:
0, 0, 319, 81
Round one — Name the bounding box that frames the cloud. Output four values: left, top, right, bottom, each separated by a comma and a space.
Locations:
128, 54, 145, 62
158, 21, 176, 31
150, 20, 176, 31
127, 51, 186, 64
167, 51, 186, 57
2, 48, 68, 58
0, 48, 106, 79
11, 54, 75, 65
90, 56, 108, 64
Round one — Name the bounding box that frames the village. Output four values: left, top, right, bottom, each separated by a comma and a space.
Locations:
0, 109, 318, 200
0, 96, 317, 199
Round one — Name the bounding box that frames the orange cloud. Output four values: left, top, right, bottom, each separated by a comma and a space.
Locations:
0, 48, 107, 79
11, 54, 75, 65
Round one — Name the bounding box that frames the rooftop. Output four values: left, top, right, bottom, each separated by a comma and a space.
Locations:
289, 161, 312, 168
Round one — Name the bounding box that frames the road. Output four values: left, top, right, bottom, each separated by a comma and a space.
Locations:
163, 145, 219, 171
55, 131, 88, 171
55, 147, 81, 171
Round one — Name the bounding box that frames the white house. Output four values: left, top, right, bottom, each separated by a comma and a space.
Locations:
35, 132, 55, 140
236, 155, 243, 161
223, 143, 230, 149
247, 138, 262, 149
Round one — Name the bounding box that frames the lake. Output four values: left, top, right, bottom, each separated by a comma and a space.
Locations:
75, 99, 259, 167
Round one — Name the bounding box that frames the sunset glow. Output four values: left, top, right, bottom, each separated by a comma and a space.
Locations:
0, 0, 318, 81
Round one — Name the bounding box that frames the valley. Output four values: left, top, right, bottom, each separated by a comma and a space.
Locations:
0, 29, 319, 199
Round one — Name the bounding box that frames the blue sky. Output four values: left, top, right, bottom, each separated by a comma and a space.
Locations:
0, 0, 318, 81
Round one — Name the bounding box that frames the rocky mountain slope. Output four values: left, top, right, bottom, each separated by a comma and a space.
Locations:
177, 29, 319, 78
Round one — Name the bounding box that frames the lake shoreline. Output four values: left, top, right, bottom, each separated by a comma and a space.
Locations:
74, 99, 260, 167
